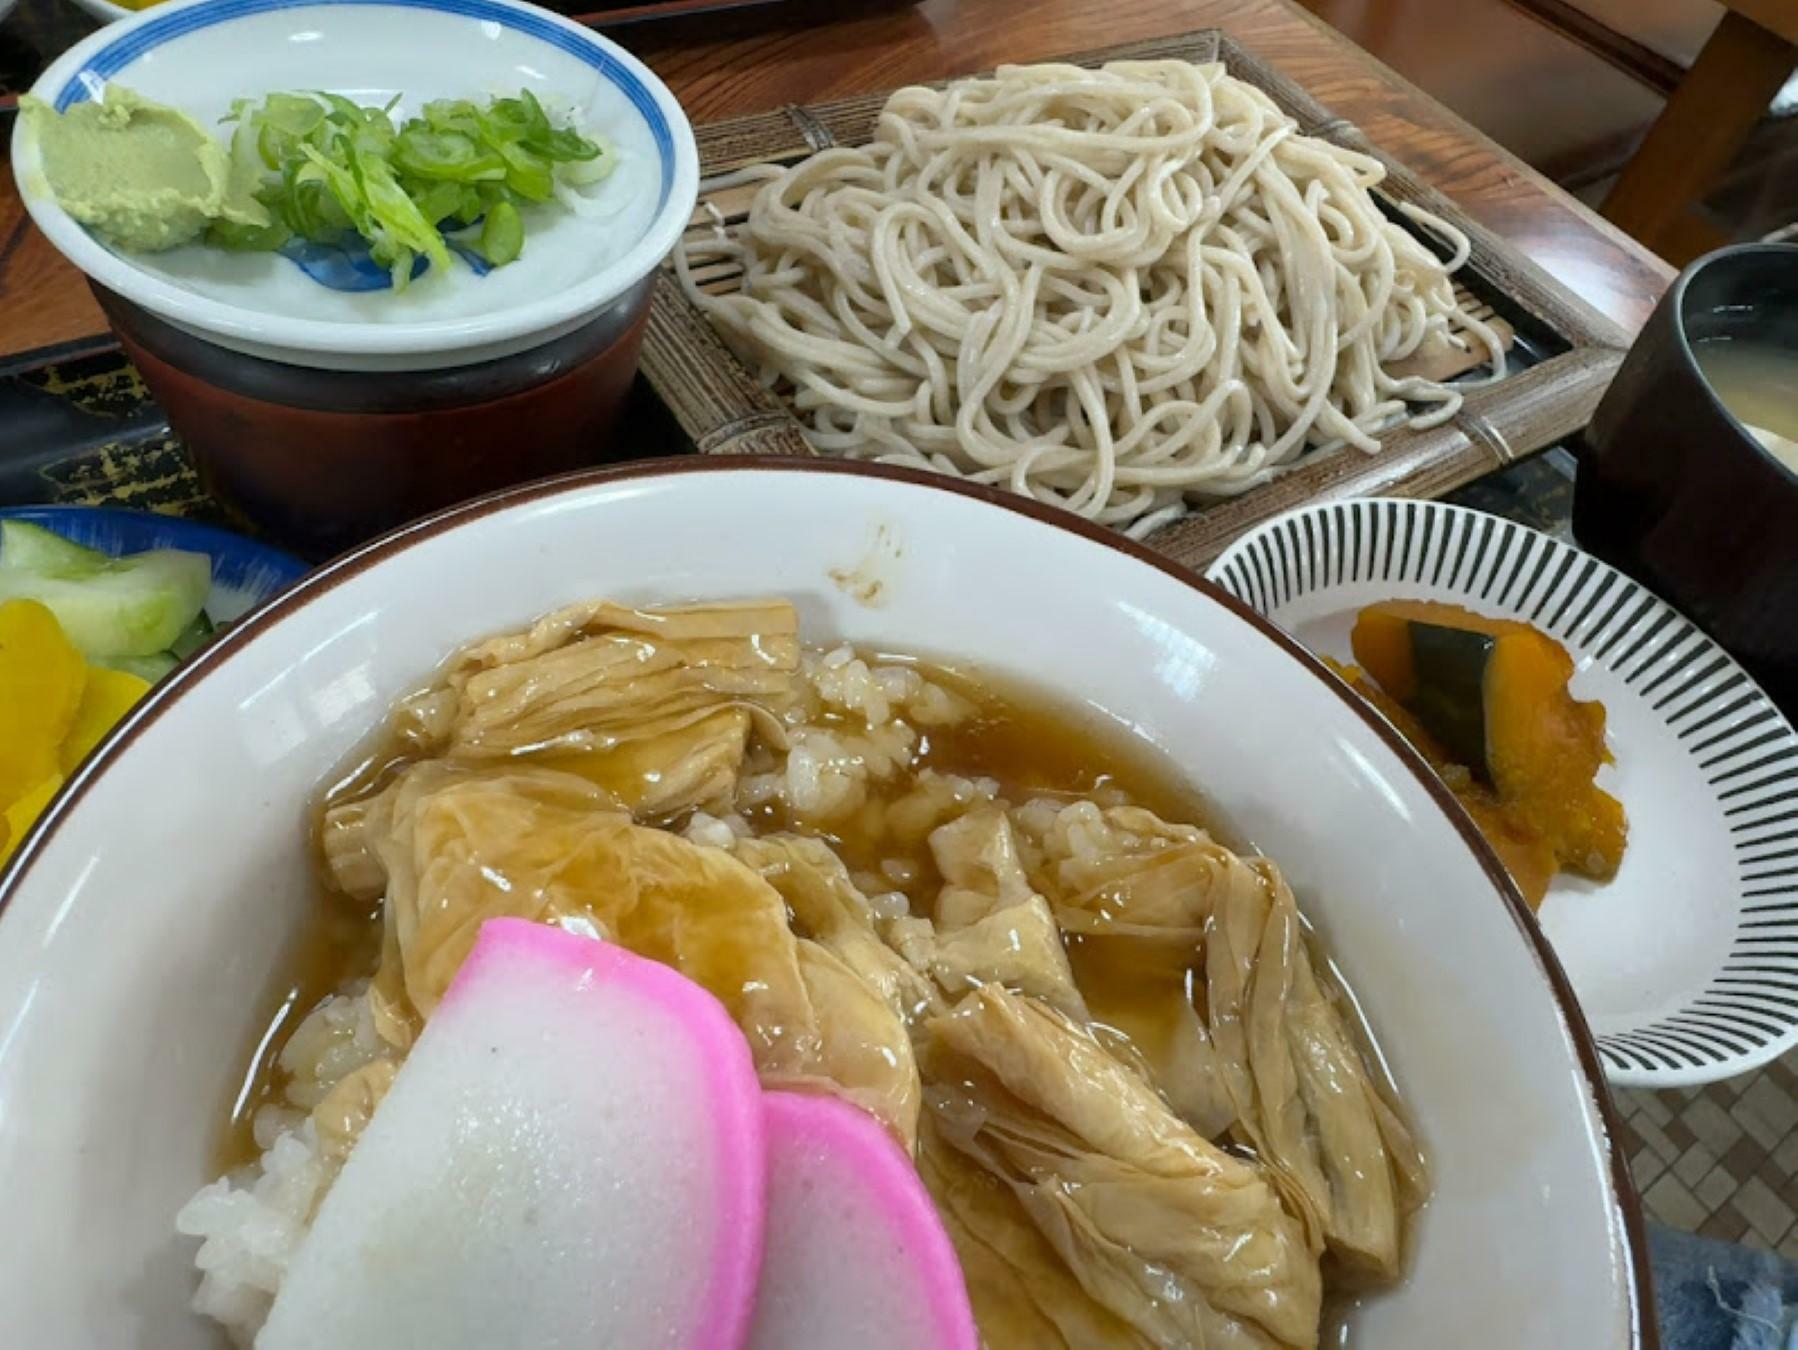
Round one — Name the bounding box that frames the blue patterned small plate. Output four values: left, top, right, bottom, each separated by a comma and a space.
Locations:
0, 506, 307, 625
1209, 497, 1798, 1088
13, 0, 698, 371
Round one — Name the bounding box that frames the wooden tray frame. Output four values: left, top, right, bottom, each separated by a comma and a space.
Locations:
638, 29, 1631, 569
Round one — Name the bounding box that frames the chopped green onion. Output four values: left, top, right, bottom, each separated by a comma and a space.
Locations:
262, 93, 327, 138
494, 139, 554, 203
212, 88, 613, 281
541, 125, 602, 163
480, 199, 524, 266
206, 215, 293, 251
393, 128, 506, 183
560, 142, 615, 187
410, 179, 465, 227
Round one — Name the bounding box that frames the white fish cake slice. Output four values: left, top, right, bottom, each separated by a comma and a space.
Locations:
260, 918, 765, 1350
749, 1091, 977, 1350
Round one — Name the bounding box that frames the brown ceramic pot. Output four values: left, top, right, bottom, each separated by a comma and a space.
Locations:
94, 275, 656, 560
1575, 244, 1798, 714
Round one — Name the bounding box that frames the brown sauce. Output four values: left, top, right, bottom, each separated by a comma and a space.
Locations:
906, 657, 1208, 824
744, 654, 1231, 909
215, 653, 1223, 1171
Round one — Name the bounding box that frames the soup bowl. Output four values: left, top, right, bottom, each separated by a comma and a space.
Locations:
1577, 243, 1798, 713
0, 459, 1651, 1347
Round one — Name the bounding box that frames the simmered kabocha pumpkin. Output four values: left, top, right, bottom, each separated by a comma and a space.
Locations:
1328, 659, 1559, 910
1349, 600, 1626, 888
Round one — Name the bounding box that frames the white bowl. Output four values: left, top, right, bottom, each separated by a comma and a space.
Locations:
0, 460, 1650, 1346
13, 0, 699, 371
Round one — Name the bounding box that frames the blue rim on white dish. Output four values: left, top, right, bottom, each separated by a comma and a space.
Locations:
1209, 496, 1798, 1088
50, 0, 676, 207
11, 0, 699, 370
0, 506, 308, 622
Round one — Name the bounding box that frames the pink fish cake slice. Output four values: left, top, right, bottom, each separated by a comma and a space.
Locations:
260, 918, 765, 1350
749, 1091, 978, 1350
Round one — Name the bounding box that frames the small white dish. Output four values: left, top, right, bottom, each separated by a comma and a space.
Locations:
0, 461, 1647, 1347
1210, 496, 1798, 1088
13, 0, 699, 370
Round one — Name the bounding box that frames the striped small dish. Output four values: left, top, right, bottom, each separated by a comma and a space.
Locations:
1209, 497, 1798, 1088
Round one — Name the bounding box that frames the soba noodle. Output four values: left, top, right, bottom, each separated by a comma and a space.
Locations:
675, 60, 1506, 536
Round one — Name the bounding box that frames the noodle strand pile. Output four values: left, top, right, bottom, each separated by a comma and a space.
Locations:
676, 60, 1505, 536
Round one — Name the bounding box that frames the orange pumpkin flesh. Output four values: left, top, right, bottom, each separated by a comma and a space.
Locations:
1343, 599, 1627, 898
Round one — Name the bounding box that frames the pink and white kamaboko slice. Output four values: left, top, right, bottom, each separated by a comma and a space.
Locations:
750, 1090, 978, 1350
259, 919, 766, 1350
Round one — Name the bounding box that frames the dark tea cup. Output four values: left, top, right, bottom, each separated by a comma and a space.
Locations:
1575, 243, 1798, 713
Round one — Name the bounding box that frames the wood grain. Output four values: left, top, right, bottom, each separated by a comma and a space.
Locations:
644, 29, 1630, 571
1718, 0, 1798, 48
0, 0, 1673, 363
1601, 10, 1797, 257
0, 180, 104, 357
1500, 0, 1687, 97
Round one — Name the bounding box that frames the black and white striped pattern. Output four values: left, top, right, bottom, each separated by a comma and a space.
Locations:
1210, 498, 1798, 1087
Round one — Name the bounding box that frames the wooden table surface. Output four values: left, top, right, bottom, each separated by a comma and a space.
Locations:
0, 0, 1675, 363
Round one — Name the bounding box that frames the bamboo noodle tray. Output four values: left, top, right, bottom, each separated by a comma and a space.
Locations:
638, 29, 1631, 570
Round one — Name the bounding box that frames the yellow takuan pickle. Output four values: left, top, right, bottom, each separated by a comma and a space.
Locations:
0, 599, 150, 867
0, 599, 86, 804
